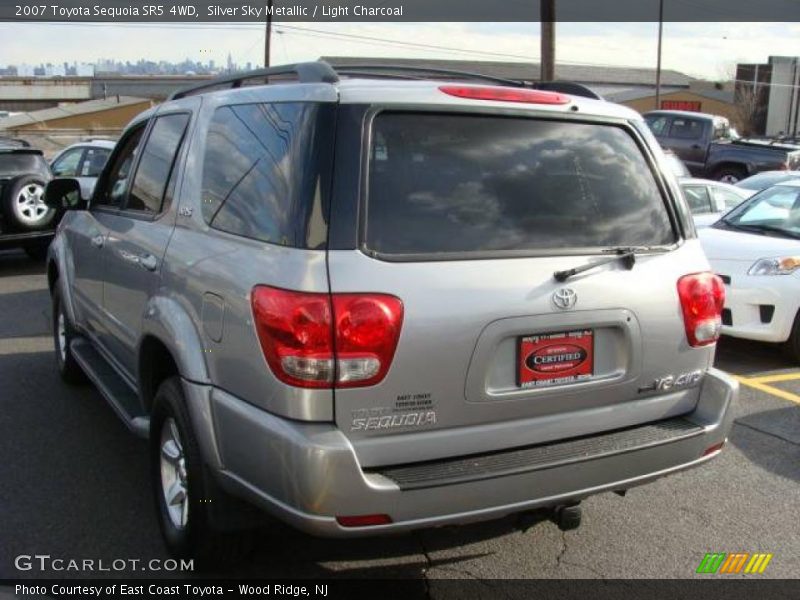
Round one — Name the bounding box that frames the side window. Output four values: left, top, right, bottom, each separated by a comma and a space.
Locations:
645, 116, 669, 137
682, 185, 714, 214
93, 126, 145, 209
79, 147, 111, 177
51, 148, 85, 177
669, 118, 704, 140
201, 103, 313, 245
712, 188, 745, 210
126, 113, 190, 214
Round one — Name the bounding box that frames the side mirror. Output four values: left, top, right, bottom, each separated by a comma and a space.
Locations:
44, 178, 86, 211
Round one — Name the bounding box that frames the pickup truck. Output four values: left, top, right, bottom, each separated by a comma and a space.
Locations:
643, 110, 800, 183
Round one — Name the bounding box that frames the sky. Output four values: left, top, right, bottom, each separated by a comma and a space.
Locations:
1, 22, 799, 80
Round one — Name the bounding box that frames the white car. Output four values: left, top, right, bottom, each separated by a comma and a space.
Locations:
699, 180, 800, 359
50, 139, 115, 200
680, 178, 751, 229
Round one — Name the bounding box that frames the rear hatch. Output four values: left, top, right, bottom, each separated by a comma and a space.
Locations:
327, 108, 715, 467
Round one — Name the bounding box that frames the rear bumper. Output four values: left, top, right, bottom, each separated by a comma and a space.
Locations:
192, 368, 737, 538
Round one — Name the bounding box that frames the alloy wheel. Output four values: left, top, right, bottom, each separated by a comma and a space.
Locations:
14, 183, 48, 224
160, 418, 189, 529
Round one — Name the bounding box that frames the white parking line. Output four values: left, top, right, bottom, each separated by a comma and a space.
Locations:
0, 336, 52, 356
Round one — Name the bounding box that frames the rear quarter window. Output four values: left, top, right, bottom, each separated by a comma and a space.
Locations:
365, 113, 676, 257
200, 102, 333, 249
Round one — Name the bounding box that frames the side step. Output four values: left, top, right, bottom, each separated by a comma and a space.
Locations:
70, 338, 149, 438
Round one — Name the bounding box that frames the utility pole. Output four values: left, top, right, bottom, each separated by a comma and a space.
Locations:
264, 0, 274, 68
655, 0, 664, 110
540, 0, 556, 81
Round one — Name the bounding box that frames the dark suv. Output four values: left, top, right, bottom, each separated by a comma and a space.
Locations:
0, 145, 53, 259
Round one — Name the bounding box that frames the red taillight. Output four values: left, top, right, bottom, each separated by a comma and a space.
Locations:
438, 85, 570, 105
336, 514, 393, 527
677, 273, 725, 347
251, 286, 403, 389
702, 440, 726, 456
332, 294, 404, 387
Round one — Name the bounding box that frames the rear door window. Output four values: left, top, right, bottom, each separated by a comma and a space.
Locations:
52, 148, 85, 177
80, 147, 111, 177
645, 115, 669, 137
126, 113, 190, 214
682, 185, 714, 214
712, 187, 746, 210
365, 113, 676, 257
668, 118, 704, 140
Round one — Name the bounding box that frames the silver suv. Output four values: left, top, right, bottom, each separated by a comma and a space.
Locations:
44, 62, 737, 564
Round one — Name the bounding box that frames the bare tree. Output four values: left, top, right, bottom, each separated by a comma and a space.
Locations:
734, 84, 764, 136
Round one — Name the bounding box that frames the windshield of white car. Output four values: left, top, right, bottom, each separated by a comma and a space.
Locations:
720, 184, 800, 239
736, 171, 800, 191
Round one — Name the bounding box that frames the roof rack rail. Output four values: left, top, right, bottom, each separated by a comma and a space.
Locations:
168, 61, 339, 100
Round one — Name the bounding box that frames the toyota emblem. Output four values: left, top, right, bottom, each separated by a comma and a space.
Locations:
552, 288, 578, 310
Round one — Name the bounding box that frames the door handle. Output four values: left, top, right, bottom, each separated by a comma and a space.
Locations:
138, 254, 158, 272
91, 234, 104, 248
118, 250, 157, 272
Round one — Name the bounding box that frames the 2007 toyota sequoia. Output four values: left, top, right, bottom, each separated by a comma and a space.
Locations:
44, 62, 737, 563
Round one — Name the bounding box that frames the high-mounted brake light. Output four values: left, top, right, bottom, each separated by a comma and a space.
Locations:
677, 273, 725, 347
439, 85, 571, 105
251, 286, 403, 389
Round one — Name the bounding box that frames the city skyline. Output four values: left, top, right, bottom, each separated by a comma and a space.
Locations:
1, 22, 799, 81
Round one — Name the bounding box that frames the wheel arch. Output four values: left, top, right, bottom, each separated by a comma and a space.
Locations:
708, 159, 752, 176
139, 295, 210, 413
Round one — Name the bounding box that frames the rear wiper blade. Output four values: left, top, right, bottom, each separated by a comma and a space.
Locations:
553, 247, 644, 283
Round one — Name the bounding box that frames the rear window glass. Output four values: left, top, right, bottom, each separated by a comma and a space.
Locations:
365, 113, 676, 256
0, 153, 46, 174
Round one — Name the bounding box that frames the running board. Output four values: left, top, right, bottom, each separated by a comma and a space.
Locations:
70, 338, 150, 438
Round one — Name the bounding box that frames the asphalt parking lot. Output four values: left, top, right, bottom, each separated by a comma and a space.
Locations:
0, 248, 798, 582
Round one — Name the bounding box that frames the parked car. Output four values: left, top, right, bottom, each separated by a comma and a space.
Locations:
679, 178, 751, 229
50, 140, 115, 201
664, 150, 691, 178
643, 110, 800, 183
699, 180, 800, 359
46, 62, 736, 565
0, 136, 30, 148
735, 170, 800, 196
0, 146, 54, 259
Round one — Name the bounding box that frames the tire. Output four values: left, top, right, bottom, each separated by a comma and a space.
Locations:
2, 175, 55, 232
784, 310, 800, 363
52, 284, 87, 384
23, 241, 50, 261
150, 377, 254, 568
713, 166, 747, 184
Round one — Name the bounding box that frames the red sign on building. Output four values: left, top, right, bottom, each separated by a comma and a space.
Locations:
661, 100, 702, 112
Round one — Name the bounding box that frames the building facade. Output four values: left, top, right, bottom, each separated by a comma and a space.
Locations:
736, 56, 800, 137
